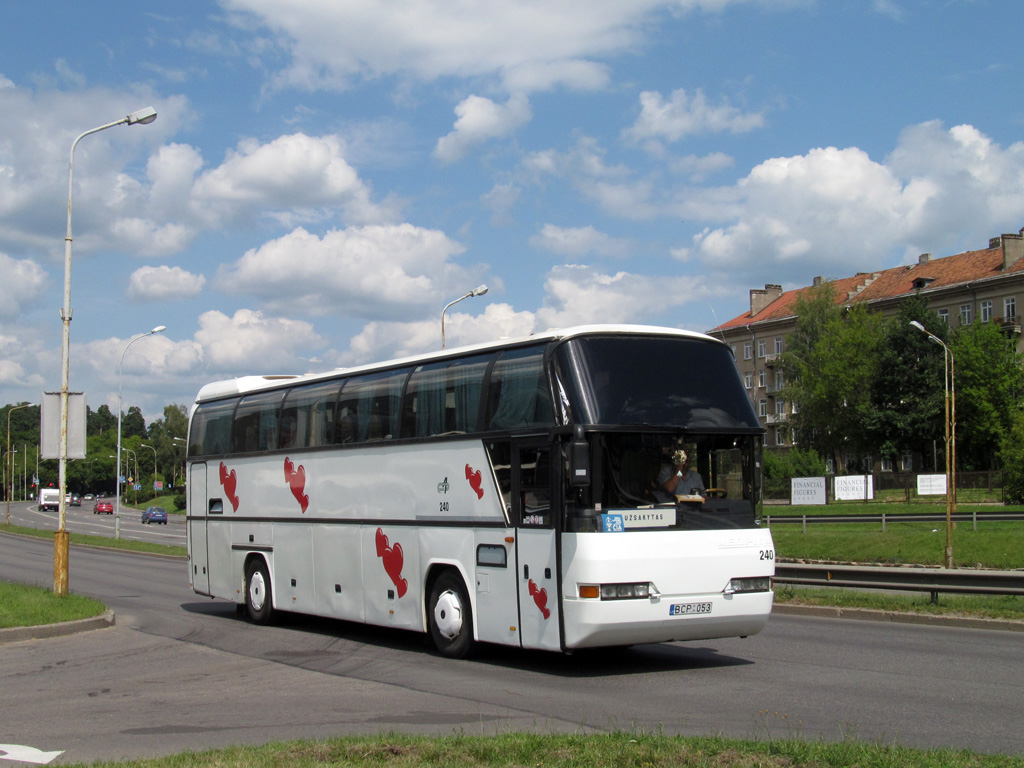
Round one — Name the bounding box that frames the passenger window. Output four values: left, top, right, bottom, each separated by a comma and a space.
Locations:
402, 354, 491, 438
485, 346, 552, 430
231, 390, 286, 453
339, 368, 411, 442
280, 380, 340, 449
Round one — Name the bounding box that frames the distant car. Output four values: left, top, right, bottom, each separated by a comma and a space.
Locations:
70, 495, 81, 507
83, 494, 95, 501
93, 501, 113, 515
141, 506, 168, 525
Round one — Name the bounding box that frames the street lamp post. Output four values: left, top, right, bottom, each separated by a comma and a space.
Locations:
910, 320, 956, 568
440, 285, 488, 349
115, 326, 165, 539
7, 403, 33, 525
56, 106, 158, 595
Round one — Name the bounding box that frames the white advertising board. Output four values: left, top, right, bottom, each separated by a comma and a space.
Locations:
834, 474, 874, 501
791, 477, 826, 505
917, 473, 947, 496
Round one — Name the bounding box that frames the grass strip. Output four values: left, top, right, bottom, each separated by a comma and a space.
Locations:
59, 732, 1024, 768
0, 522, 186, 558
0, 581, 106, 628
770, 520, 1024, 569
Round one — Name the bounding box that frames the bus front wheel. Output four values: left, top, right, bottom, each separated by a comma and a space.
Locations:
245, 558, 274, 625
428, 571, 474, 659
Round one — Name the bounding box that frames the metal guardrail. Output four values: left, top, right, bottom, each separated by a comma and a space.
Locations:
774, 562, 1024, 596
765, 511, 1024, 528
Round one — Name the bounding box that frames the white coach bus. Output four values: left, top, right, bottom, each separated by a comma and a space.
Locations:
186, 325, 774, 657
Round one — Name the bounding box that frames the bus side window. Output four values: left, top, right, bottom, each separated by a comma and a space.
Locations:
231, 390, 286, 453
485, 347, 552, 430
191, 398, 236, 456
278, 381, 342, 450
340, 368, 410, 443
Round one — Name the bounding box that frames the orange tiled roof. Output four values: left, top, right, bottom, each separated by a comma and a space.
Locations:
710, 245, 1023, 331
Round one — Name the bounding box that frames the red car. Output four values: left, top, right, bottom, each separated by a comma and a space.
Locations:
93, 501, 113, 515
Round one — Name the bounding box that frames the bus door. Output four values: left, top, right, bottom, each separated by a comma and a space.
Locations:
188, 462, 210, 595
512, 440, 561, 651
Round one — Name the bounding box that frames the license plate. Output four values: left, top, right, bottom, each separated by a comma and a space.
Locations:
668, 602, 712, 616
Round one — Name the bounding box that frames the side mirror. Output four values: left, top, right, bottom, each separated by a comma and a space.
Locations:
569, 425, 590, 487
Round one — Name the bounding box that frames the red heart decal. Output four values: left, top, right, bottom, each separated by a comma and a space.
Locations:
283, 457, 309, 513
219, 462, 239, 512
528, 578, 551, 620
375, 527, 408, 598
465, 463, 484, 499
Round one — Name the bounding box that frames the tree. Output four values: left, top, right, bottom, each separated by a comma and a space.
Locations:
88, 404, 117, 436
953, 320, 1024, 471
122, 406, 147, 439
863, 296, 945, 470
782, 284, 883, 470
999, 406, 1024, 503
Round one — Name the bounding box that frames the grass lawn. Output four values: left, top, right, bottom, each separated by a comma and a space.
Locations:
50, 732, 1024, 768
0, 581, 106, 628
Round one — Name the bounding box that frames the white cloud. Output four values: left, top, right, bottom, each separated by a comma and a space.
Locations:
435, 94, 532, 163
679, 122, 1024, 285
216, 224, 472, 320
530, 224, 632, 258
0, 253, 47, 318
222, 0, 676, 93
126, 265, 206, 301
194, 308, 324, 371
625, 89, 765, 148
192, 132, 392, 226
535, 264, 696, 329
342, 302, 537, 365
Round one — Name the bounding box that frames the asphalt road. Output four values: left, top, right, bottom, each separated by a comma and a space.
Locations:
3, 499, 185, 547
0, 532, 1022, 764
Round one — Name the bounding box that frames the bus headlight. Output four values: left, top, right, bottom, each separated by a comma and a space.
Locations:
579, 582, 652, 600
724, 577, 771, 595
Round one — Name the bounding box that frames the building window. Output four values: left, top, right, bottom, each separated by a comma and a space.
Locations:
775, 428, 785, 446
758, 399, 768, 417
730, 344, 737, 359
758, 370, 766, 388
774, 337, 784, 355
775, 370, 784, 391
1005, 296, 1017, 321
981, 300, 992, 322
775, 399, 785, 416
960, 304, 972, 325
938, 308, 949, 324
757, 340, 767, 358
744, 372, 752, 389
743, 342, 752, 360
901, 452, 913, 472
881, 456, 893, 472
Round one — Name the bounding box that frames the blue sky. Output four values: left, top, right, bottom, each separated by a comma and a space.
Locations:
1, 0, 1023, 422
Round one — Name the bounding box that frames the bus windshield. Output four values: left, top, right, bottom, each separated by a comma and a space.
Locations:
554, 335, 760, 429
568, 431, 763, 532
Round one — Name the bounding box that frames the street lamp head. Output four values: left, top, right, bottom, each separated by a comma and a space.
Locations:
150, 325, 167, 334
126, 107, 158, 125
909, 320, 926, 332
471, 284, 489, 297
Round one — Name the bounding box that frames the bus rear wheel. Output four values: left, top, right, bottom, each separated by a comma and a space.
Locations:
245, 558, 274, 625
428, 571, 474, 659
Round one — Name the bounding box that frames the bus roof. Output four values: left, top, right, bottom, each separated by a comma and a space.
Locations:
192, 324, 722, 403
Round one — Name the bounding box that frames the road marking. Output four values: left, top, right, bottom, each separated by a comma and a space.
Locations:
0, 744, 64, 765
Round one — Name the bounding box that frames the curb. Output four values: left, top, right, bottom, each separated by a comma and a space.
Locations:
0, 610, 116, 644
773, 602, 1024, 632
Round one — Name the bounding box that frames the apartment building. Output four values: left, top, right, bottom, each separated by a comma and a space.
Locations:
708, 228, 1024, 452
